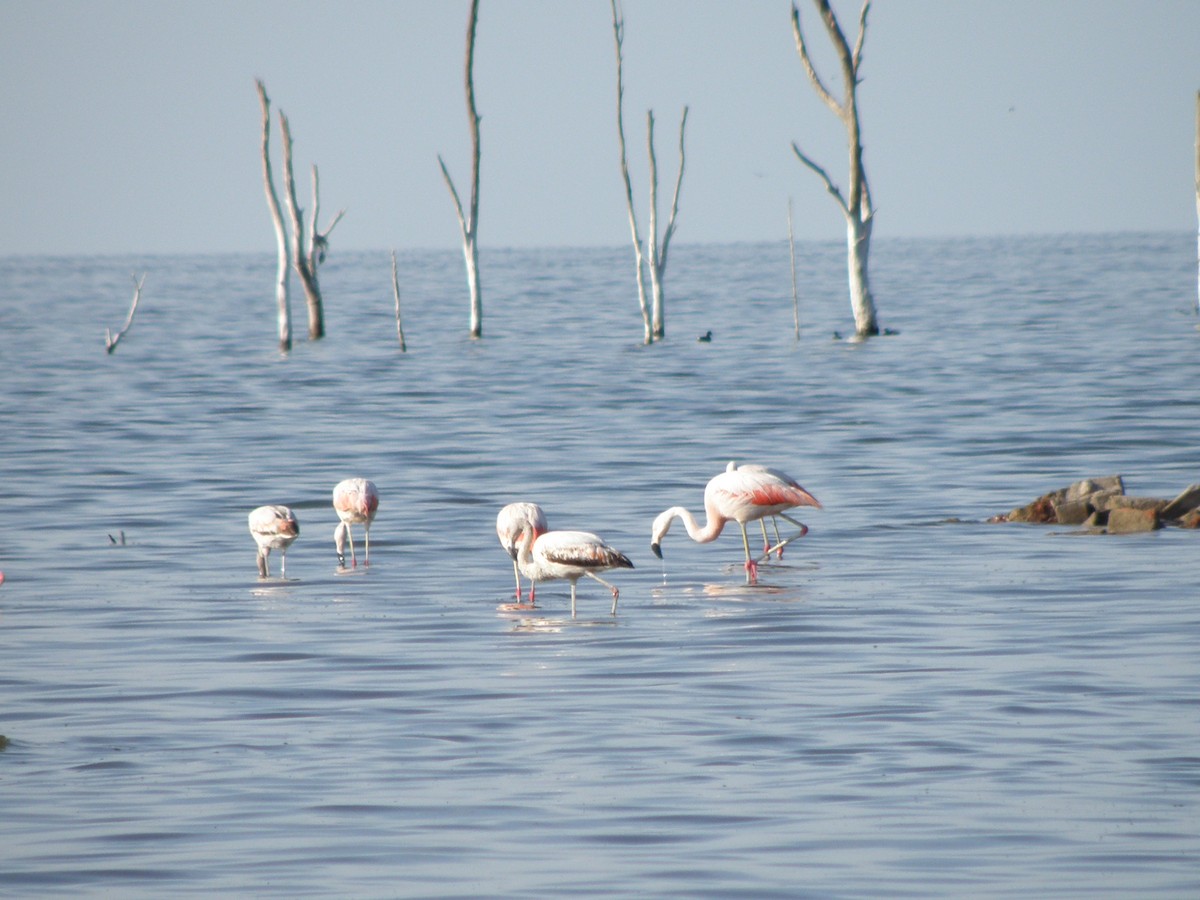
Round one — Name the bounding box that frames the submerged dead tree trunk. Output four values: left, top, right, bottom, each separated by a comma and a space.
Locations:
611, 0, 651, 344
391, 250, 408, 352
105, 273, 146, 354
791, 0, 880, 338
646, 107, 688, 341
257, 80, 291, 351
257, 80, 342, 346
439, 0, 483, 339
610, 0, 688, 345
280, 114, 342, 341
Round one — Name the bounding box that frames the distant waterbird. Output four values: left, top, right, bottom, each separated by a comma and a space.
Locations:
333, 478, 379, 568
248, 505, 300, 578
650, 461, 820, 584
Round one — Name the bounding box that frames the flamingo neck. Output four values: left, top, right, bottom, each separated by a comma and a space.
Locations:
664, 505, 727, 545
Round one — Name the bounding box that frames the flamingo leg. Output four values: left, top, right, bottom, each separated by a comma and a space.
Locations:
739, 523, 758, 585
347, 528, 358, 567
584, 571, 621, 615
511, 559, 523, 600
771, 517, 784, 558
754, 514, 810, 564
569, 580, 578, 618
257, 549, 269, 578
759, 520, 772, 555
280, 551, 287, 579
363, 527, 370, 566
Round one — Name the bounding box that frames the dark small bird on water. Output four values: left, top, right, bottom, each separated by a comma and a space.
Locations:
697, 330, 712, 343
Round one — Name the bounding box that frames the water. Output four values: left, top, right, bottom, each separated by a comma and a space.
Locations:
1, 233, 1198, 897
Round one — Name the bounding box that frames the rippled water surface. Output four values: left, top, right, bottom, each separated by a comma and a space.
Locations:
2, 233, 1198, 896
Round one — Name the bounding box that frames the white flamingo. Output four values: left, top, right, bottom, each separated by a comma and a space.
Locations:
496, 502, 548, 605
514, 527, 634, 617
650, 461, 821, 584
248, 505, 300, 578
333, 478, 379, 567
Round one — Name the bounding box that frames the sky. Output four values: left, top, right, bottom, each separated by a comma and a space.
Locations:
2, 0, 1199, 257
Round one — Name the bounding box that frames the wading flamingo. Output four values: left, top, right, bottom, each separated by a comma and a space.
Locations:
514, 527, 634, 617
650, 461, 821, 585
333, 478, 379, 568
248, 505, 300, 578
496, 502, 548, 605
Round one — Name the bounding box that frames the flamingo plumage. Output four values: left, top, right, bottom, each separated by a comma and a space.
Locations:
496, 502, 549, 605
333, 478, 379, 568
514, 528, 634, 617
248, 505, 300, 578
650, 461, 821, 584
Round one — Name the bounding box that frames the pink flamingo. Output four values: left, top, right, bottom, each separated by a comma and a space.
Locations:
248, 505, 300, 578
650, 461, 821, 584
333, 478, 379, 568
496, 502, 548, 605
514, 527, 634, 617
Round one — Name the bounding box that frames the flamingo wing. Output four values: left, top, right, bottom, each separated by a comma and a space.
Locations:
711, 464, 821, 521
536, 531, 634, 572
249, 505, 299, 540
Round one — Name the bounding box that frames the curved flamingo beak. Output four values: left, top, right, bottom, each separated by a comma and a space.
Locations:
650, 542, 663, 559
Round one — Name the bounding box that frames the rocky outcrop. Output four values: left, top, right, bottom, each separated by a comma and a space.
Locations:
990, 477, 1200, 534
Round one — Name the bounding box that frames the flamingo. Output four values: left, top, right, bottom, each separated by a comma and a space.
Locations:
248, 505, 300, 578
514, 527, 634, 617
333, 478, 379, 568
650, 460, 821, 585
496, 502, 549, 605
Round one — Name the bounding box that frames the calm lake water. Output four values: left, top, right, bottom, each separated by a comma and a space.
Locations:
2, 232, 1198, 897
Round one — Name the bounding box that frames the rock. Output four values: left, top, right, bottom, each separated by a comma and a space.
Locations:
1106, 507, 1161, 534
1051, 498, 1093, 526
1096, 495, 1167, 513
1007, 496, 1057, 524
1177, 509, 1200, 529
1066, 475, 1124, 502
1161, 483, 1200, 521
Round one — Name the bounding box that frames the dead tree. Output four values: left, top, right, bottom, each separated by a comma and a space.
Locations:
646, 107, 688, 341
438, 0, 483, 340
391, 250, 408, 352
257, 80, 291, 352
791, 0, 880, 338
610, 0, 687, 344
280, 113, 343, 341
105, 273, 146, 354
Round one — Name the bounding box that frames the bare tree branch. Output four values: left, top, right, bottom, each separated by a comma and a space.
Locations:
279, 112, 325, 340
658, 105, 688, 277
791, 141, 848, 215
438, 154, 469, 236
391, 249, 407, 352
610, 0, 652, 344
256, 79, 291, 352
439, 0, 483, 339
105, 273, 145, 354
791, 4, 841, 117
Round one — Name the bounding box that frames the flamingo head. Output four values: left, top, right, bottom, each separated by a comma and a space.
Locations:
334, 522, 347, 566
649, 509, 676, 558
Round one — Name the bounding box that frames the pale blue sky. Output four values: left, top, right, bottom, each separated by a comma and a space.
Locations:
2, 1, 1198, 256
